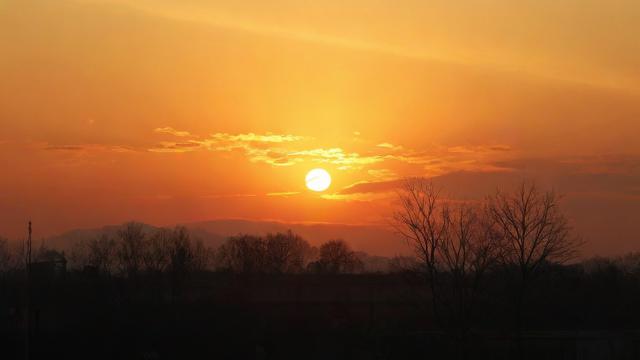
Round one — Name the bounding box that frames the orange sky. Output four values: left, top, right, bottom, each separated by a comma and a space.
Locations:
1, 0, 639, 256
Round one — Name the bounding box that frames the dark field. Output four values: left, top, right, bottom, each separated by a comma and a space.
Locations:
2, 269, 640, 359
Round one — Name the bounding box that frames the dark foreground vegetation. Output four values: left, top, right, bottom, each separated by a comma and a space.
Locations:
1, 181, 639, 359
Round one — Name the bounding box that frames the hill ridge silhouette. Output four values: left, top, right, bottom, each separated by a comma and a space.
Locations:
44, 218, 405, 256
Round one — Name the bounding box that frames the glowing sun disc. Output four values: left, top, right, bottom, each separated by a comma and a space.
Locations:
305, 168, 331, 192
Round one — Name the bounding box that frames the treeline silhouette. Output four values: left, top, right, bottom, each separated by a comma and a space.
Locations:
1, 181, 639, 359
0, 224, 367, 277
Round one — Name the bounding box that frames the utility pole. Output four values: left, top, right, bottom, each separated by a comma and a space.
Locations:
25, 221, 32, 360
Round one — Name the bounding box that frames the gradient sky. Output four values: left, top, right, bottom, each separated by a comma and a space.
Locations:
1, 0, 639, 256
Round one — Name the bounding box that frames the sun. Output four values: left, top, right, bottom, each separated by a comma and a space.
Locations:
305, 168, 331, 192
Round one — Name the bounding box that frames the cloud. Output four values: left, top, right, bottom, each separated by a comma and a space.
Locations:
148, 141, 202, 153
211, 132, 305, 143
493, 155, 640, 199
288, 148, 384, 168
320, 192, 392, 202
148, 129, 516, 180
339, 179, 405, 195
558, 154, 640, 175
266, 191, 300, 197
448, 145, 512, 154
154, 127, 193, 137
149, 133, 388, 168
149, 131, 308, 167
367, 168, 397, 180
252, 146, 385, 168
203, 193, 258, 199
45, 144, 136, 153
488, 145, 512, 152
377, 142, 403, 151
334, 155, 640, 201
379, 144, 515, 176
102, 0, 640, 92
34, 142, 139, 167
496, 155, 640, 176
46, 145, 86, 151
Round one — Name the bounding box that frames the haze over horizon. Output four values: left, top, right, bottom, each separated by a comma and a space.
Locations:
1, 0, 639, 257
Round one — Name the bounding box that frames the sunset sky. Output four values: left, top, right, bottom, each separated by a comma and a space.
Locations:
1, 0, 639, 256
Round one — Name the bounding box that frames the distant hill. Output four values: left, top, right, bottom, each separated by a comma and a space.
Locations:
183, 219, 406, 256
43, 219, 407, 257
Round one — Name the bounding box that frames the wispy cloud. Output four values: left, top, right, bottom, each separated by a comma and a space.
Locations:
147, 141, 202, 153
46, 145, 86, 151
211, 132, 305, 143
266, 191, 300, 197
334, 154, 640, 205
149, 131, 386, 168
203, 193, 258, 199
339, 179, 405, 195
377, 142, 403, 151
97, 0, 640, 92
448, 145, 512, 154
149, 131, 309, 167
288, 148, 384, 168
367, 168, 397, 180
320, 192, 391, 202
154, 127, 194, 137
45, 143, 136, 153
149, 129, 516, 189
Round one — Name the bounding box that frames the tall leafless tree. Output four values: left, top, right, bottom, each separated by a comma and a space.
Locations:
394, 179, 448, 326
487, 182, 580, 337
116, 222, 146, 278
87, 234, 117, 274
167, 226, 194, 276
71, 236, 111, 273
394, 178, 502, 336
191, 238, 214, 272
144, 228, 171, 273
165, 226, 198, 300
0, 237, 11, 274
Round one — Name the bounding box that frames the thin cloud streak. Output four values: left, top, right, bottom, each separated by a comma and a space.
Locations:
266, 191, 301, 197
83, 0, 640, 93
154, 127, 194, 137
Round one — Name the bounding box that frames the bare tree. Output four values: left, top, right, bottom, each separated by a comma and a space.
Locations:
311, 239, 363, 274
144, 229, 171, 273
0, 237, 11, 274
216, 234, 266, 273
116, 222, 146, 278
71, 236, 113, 273
33, 243, 66, 263
167, 226, 194, 276
487, 182, 580, 334
70, 240, 90, 270
393, 179, 448, 325
164, 226, 196, 300
448, 204, 503, 335
9, 239, 25, 271
216, 231, 314, 274
191, 238, 214, 272
264, 230, 311, 274
393, 178, 502, 336
87, 234, 117, 274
